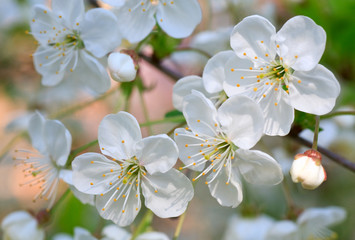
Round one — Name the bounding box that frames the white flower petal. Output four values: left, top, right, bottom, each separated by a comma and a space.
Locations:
28, 111, 47, 154
297, 206, 346, 227
224, 214, 275, 240
33, 46, 69, 86
223, 55, 257, 96
156, 0, 202, 39
172, 75, 211, 111
1, 211, 45, 240
135, 134, 178, 175
98, 111, 142, 160
71, 51, 111, 95
80, 8, 121, 58
51, 0, 85, 29
218, 95, 264, 149
174, 128, 206, 172
207, 166, 243, 208
203, 50, 235, 94
108, 52, 137, 82
182, 90, 218, 136
289, 64, 340, 115
73, 227, 97, 240
72, 153, 119, 195
136, 232, 170, 240
115, 4, 156, 43
102, 225, 131, 240
230, 15, 276, 61
236, 149, 283, 185
102, 0, 126, 8
43, 119, 71, 166
53, 233, 73, 240
30, 5, 63, 45
96, 185, 141, 227
276, 16, 326, 71
260, 91, 294, 136
265, 220, 298, 240
141, 169, 193, 218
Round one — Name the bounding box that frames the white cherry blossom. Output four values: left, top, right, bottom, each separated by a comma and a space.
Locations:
174, 91, 283, 207
266, 206, 346, 240
225, 15, 340, 136
14, 112, 72, 209
106, 0, 202, 43
30, 0, 121, 94
72, 111, 193, 226
1, 211, 45, 240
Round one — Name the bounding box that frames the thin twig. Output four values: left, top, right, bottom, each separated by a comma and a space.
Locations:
138, 53, 183, 81
312, 116, 320, 150
173, 210, 187, 240
289, 135, 355, 173
321, 111, 355, 119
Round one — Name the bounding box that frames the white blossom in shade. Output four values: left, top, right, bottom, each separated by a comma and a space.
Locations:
170, 27, 232, 75
172, 51, 236, 111
72, 111, 194, 226
108, 52, 137, 82
266, 206, 346, 240
1, 211, 45, 240
225, 15, 341, 136
106, 0, 202, 43
30, 0, 121, 94
53, 225, 169, 240
13, 111, 72, 209
174, 91, 283, 207
223, 214, 275, 240
290, 149, 326, 190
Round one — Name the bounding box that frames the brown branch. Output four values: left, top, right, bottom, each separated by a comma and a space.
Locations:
289, 134, 355, 173
138, 52, 183, 81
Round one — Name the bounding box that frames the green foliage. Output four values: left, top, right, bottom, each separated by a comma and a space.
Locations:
293, 111, 318, 132
149, 27, 181, 59
49, 193, 100, 236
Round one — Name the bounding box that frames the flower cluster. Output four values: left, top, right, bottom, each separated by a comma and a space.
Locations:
3, 1, 348, 238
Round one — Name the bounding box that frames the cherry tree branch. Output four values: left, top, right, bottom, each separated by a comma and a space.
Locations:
138, 53, 183, 81
289, 134, 355, 173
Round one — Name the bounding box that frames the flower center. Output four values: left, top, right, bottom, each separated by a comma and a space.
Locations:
120, 157, 147, 184
13, 149, 60, 209
178, 127, 237, 185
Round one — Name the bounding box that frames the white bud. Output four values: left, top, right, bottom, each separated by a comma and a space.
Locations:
108, 52, 137, 82
290, 150, 326, 190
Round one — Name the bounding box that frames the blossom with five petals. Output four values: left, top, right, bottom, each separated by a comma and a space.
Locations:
104, 0, 202, 43
72, 111, 193, 226
225, 15, 340, 136
30, 0, 121, 94
174, 91, 283, 207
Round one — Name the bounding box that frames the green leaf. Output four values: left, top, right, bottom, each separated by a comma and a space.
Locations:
165, 110, 183, 119
149, 27, 181, 59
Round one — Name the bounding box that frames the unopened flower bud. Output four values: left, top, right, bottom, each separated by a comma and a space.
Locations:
290, 150, 326, 190
108, 52, 137, 82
